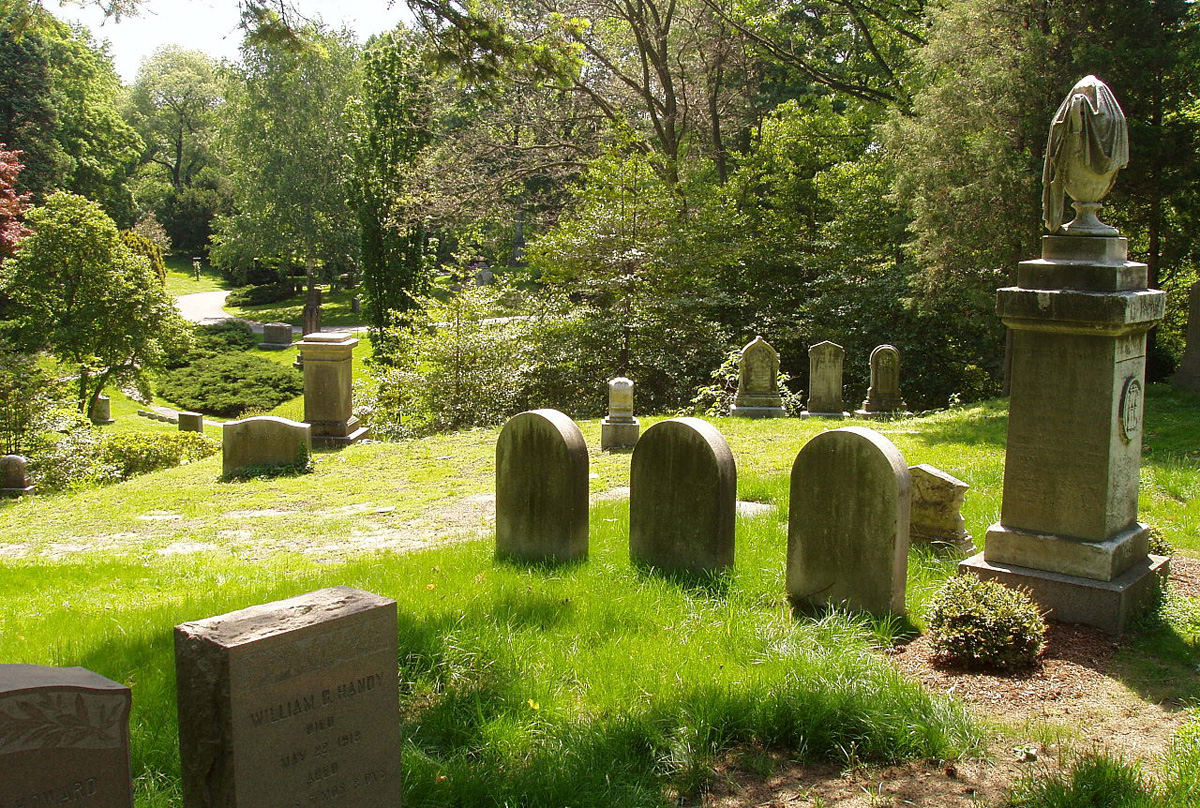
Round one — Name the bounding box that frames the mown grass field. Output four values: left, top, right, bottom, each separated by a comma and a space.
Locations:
1, 388, 1198, 806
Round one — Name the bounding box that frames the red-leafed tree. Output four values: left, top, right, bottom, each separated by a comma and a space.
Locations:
0, 144, 29, 260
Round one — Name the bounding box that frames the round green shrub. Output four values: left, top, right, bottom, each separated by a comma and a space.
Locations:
159, 354, 303, 418
226, 283, 296, 307
926, 575, 1047, 670
98, 431, 219, 479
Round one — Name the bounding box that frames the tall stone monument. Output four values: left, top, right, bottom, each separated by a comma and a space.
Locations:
601, 377, 641, 450
800, 340, 847, 418
0, 664, 134, 808
731, 336, 786, 418
1171, 280, 1200, 392
294, 331, 369, 447
961, 76, 1168, 633
856, 344, 908, 418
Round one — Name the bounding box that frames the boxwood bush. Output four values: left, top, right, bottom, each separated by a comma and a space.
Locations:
159, 354, 303, 417
926, 575, 1047, 670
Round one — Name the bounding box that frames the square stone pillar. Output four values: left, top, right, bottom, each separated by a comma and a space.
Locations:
961, 235, 1168, 633
294, 331, 369, 447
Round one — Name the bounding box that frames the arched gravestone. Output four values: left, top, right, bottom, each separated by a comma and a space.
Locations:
787, 427, 911, 615
495, 409, 589, 563
731, 336, 786, 418
801, 340, 847, 418
629, 417, 737, 574
222, 416, 311, 477
857, 344, 908, 417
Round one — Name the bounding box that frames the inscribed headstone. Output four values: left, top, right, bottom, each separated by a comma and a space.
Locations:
0, 664, 133, 808
856, 344, 907, 417
601, 377, 640, 450
175, 587, 401, 808
222, 416, 311, 476
909, 464, 972, 553
495, 409, 589, 563
731, 336, 786, 418
629, 417, 736, 574
787, 427, 911, 615
802, 341, 846, 418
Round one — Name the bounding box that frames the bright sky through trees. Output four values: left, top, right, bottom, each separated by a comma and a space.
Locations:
54, 0, 410, 82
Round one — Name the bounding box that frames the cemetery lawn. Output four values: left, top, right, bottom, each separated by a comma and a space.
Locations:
223, 284, 368, 329
1, 387, 1198, 807
162, 255, 228, 296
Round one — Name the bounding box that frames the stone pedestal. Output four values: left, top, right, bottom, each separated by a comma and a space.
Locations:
601, 377, 640, 450
177, 411, 204, 433
295, 331, 368, 447
731, 336, 786, 418
961, 234, 1167, 633
89, 394, 115, 424
1171, 280, 1200, 392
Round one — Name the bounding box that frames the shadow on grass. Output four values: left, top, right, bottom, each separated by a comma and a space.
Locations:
907, 399, 1009, 449
631, 562, 733, 597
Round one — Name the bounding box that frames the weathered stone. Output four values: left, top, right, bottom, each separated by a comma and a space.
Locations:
629, 418, 737, 575
856, 344, 908, 418
495, 409, 589, 563
731, 336, 786, 418
801, 341, 847, 418
601, 377, 640, 450
175, 587, 401, 808
302, 286, 322, 336
351, 295, 362, 314
0, 454, 33, 497
222, 416, 311, 477
294, 331, 368, 447
89, 394, 115, 425
0, 664, 133, 808
261, 322, 294, 349
908, 464, 972, 553
1171, 281, 1200, 392
178, 411, 204, 433
787, 427, 911, 615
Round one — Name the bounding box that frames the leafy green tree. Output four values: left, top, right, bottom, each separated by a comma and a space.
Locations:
210, 27, 361, 282
0, 191, 190, 412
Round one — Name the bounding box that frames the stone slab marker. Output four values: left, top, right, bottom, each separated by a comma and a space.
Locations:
0, 664, 133, 808
222, 416, 311, 476
89, 394, 115, 424
178, 411, 204, 433
909, 464, 973, 554
261, 322, 294, 350
295, 331, 369, 447
600, 377, 640, 450
801, 340, 847, 418
1171, 280, 1200, 392
495, 409, 589, 563
629, 418, 737, 574
787, 427, 911, 615
731, 336, 786, 418
175, 587, 401, 808
961, 76, 1168, 634
856, 344, 908, 418
0, 454, 33, 497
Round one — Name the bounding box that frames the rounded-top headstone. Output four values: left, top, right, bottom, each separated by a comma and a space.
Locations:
787, 426, 911, 615
629, 417, 737, 574
607, 377, 635, 421
495, 409, 589, 563
1, 454, 29, 489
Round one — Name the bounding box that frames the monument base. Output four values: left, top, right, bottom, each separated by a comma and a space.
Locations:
959, 551, 1169, 635
90, 417, 116, 425
601, 418, 640, 450
730, 405, 786, 418
312, 426, 370, 448
0, 485, 34, 498
854, 408, 912, 420
799, 411, 848, 420
984, 521, 1149, 581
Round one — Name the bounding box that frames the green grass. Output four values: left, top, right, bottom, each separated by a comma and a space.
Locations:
224, 284, 368, 329
1, 388, 1198, 806
162, 255, 229, 296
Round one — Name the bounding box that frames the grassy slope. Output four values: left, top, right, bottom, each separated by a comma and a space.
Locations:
1, 390, 1197, 806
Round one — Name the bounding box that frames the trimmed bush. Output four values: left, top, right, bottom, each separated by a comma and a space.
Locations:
98, 432, 219, 480
226, 283, 296, 307
159, 354, 303, 418
926, 575, 1047, 670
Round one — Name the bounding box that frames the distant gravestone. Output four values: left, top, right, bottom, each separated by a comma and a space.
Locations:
856, 344, 908, 418
787, 427, 911, 615
601, 377, 640, 450
495, 409, 589, 563
295, 331, 369, 447
175, 587, 401, 808
351, 295, 362, 314
909, 464, 973, 554
474, 268, 494, 286
731, 336, 786, 418
1172, 281, 1200, 392
302, 286, 323, 336
0, 454, 33, 497
629, 418, 737, 574
0, 664, 133, 808
801, 341, 847, 418
261, 322, 294, 350
222, 416, 311, 477
177, 411, 204, 433
89, 394, 115, 425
